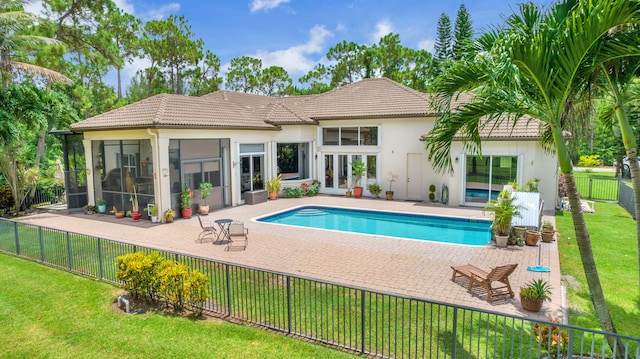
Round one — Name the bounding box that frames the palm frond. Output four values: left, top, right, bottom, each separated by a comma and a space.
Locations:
10, 61, 72, 84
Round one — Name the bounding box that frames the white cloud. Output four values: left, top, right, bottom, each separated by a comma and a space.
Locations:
418, 39, 435, 53
113, 0, 135, 14
250, 0, 291, 13
370, 20, 394, 43
23, 1, 44, 16
240, 25, 332, 75
143, 3, 181, 20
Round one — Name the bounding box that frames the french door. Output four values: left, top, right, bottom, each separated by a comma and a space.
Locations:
322, 153, 377, 193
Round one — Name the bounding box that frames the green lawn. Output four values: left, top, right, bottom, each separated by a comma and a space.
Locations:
0, 253, 356, 359
555, 202, 640, 338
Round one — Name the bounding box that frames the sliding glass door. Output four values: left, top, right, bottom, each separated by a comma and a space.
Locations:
464, 155, 517, 204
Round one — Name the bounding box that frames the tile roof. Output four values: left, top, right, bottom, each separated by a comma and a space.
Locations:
70, 78, 540, 139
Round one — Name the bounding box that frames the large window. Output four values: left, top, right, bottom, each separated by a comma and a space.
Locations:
277, 142, 309, 180
322, 126, 378, 146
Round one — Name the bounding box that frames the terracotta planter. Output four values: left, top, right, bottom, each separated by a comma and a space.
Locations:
268, 192, 277, 200
165, 217, 174, 223
181, 208, 193, 219
353, 187, 363, 198
541, 230, 555, 242
199, 204, 209, 215
525, 230, 541, 246
131, 211, 141, 221
520, 295, 544, 312
115, 211, 125, 219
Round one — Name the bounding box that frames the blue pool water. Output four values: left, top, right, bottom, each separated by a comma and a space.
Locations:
465, 188, 498, 200
257, 206, 492, 246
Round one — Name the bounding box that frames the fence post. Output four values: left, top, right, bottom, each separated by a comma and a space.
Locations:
225, 264, 232, 317
567, 328, 574, 358
452, 306, 458, 358
39, 227, 45, 263
66, 231, 73, 270
286, 276, 292, 334
14, 221, 19, 256
588, 178, 593, 199
360, 290, 366, 354
97, 238, 104, 280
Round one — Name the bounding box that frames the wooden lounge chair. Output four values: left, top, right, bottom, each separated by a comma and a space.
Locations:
226, 220, 248, 251
450, 263, 518, 303
197, 214, 217, 243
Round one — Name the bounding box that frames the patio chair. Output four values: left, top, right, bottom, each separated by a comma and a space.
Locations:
197, 214, 217, 243
450, 263, 518, 303
226, 220, 248, 251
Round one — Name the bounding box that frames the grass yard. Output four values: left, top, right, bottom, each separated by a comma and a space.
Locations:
555, 202, 640, 338
0, 253, 356, 359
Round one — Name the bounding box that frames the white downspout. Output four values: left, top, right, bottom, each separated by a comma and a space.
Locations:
147, 129, 162, 221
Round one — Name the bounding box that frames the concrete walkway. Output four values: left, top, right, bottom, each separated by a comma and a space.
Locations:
19, 195, 563, 322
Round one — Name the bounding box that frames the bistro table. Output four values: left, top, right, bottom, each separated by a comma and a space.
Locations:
214, 218, 233, 244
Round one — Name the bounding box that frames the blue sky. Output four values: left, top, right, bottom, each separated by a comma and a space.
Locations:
27, 0, 553, 90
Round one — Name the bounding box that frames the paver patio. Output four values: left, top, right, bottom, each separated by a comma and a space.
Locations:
19, 195, 563, 322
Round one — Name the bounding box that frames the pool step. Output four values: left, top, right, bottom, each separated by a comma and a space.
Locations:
294, 209, 328, 217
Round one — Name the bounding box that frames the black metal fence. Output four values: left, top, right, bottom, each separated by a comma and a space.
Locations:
1, 218, 639, 359
575, 177, 620, 201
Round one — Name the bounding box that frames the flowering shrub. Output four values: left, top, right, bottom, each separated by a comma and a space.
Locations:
533, 318, 569, 356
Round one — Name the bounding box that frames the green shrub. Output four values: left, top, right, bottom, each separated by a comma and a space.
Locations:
116, 252, 165, 301
158, 262, 190, 311
116, 252, 210, 313
306, 183, 319, 196
185, 271, 209, 315
577, 154, 601, 167
283, 187, 305, 198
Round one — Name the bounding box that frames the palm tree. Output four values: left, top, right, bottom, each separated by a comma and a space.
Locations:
0, 0, 71, 88
597, 58, 640, 292
423, 0, 640, 354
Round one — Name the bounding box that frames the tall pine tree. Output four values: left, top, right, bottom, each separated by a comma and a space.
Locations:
434, 13, 452, 61
453, 3, 474, 60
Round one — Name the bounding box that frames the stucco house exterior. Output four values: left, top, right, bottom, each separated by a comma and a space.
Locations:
65, 77, 558, 220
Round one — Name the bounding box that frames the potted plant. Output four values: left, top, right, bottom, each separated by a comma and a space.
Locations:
181, 186, 193, 219
266, 174, 282, 200
386, 173, 398, 200
351, 159, 366, 198
164, 209, 176, 223
148, 204, 158, 223
367, 183, 382, 198
198, 182, 213, 215
111, 206, 125, 218
525, 229, 541, 246
541, 221, 555, 242
520, 279, 552, 312
96, 199, 107, 213
129, 184, 141, 221
484, 195, 521, 248
83, 204, 97, 214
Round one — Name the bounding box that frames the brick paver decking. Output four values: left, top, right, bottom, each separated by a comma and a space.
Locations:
20, 195, 564, 321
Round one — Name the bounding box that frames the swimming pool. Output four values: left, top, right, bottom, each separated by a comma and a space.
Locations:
256, 206, 492, 246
